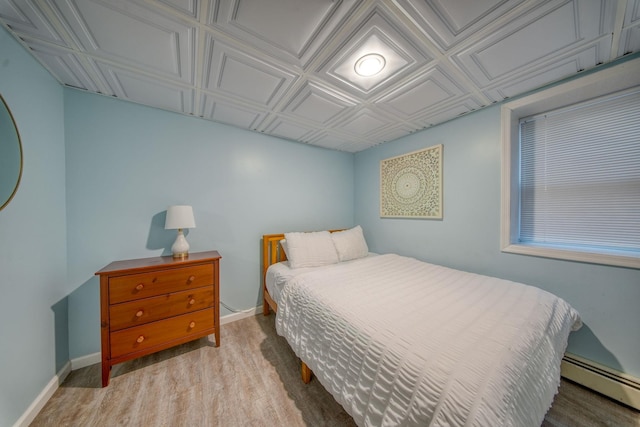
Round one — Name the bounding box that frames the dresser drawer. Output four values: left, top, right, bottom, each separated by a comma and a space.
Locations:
109, 287, 214, 331
110, 309, 214, 359
109, 264, 212, 304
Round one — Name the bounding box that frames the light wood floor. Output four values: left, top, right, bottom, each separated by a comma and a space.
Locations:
32, 315, 639, 426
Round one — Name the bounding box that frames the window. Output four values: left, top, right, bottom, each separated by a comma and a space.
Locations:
501, 57, 640, 269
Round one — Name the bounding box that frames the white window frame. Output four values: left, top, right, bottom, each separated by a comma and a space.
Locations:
500, 57, 640, 269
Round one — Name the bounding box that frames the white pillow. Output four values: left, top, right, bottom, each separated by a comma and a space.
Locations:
331, 226, 369, 262
280, 239, 288, 258
284, 231, 339, 269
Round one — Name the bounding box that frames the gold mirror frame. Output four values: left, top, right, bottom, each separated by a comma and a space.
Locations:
0, 94, 23, 211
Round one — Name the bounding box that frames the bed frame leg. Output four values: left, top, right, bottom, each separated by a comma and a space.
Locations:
301, 362, 312, 384
263, 300, 270, 316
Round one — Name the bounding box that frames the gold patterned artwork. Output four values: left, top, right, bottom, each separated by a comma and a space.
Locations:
380, 144, 443, 219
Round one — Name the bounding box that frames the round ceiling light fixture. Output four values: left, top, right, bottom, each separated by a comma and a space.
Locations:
354, 53, 386, 77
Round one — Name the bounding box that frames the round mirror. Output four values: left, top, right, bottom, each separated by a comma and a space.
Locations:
0, 94, 23, 211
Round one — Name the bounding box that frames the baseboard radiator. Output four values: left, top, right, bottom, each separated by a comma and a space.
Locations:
561, 352, 640, 411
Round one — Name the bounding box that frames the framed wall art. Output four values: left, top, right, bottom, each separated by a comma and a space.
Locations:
380, 144, 443, 219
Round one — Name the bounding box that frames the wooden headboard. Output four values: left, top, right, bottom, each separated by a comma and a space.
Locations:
262, 234, 286, 314
262, 234, 287, 284
262, 230, 343, 315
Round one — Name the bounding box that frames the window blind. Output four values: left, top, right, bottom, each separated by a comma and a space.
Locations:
518, 87, 640, 254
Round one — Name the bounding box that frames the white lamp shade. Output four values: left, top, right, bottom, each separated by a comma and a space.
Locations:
165, 205, 196, 229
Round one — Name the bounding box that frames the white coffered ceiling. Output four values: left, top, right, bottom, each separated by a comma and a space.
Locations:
1, 0, 638, 152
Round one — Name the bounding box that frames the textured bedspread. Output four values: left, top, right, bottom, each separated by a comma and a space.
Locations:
275, 254, 582, 427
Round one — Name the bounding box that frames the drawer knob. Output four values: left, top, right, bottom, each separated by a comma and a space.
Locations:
136, 310, 144, 318
136, 335, 145, 343
187, 275, 196, 283
189, 321, 196, 329
188, 298, 195, 305
135, 283, 144, 291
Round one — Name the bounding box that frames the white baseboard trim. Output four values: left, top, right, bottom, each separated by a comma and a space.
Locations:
220, 305, 262, 325
71, 352, 101, 370
12, 361, 71, 427
562, 352, 640, 410
15, 306, 263, 426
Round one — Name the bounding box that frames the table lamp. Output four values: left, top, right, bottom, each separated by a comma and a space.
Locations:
165, 205, 196, 259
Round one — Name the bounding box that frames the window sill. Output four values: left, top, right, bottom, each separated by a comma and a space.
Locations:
502, 243, 640, 269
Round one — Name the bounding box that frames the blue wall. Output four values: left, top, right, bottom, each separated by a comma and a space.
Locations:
64, 90, 355, 359
0, 27, 68, 426
354, 104, 640, 378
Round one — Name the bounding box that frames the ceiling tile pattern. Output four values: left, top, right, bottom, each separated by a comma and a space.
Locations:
1, 0, 637, 152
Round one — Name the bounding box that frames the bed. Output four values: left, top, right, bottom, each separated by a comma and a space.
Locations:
262, 228, 582, 427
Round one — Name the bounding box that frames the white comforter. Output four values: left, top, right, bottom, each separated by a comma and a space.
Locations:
274, 254, 581, 427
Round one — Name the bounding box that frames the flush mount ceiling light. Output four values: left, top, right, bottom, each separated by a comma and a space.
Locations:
354, 53, 386, 77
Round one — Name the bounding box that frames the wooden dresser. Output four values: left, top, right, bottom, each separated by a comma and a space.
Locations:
95, 250, 220, 387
